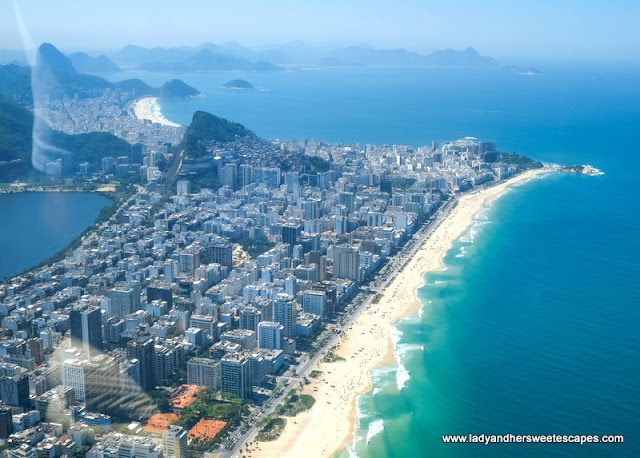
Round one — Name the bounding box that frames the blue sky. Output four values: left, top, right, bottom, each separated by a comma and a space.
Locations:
2, 0, 639, 59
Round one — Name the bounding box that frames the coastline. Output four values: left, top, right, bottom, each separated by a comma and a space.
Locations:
250, 167, 554, 458
132, 97, 182, 127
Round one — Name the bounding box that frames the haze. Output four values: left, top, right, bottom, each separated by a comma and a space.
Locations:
1, 0, 639, 60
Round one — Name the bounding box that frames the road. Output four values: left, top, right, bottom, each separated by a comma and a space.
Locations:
219, 196, 458, 457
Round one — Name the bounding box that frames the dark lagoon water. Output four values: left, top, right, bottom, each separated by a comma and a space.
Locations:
109, 62, 640, 456
0, 192, 110, 280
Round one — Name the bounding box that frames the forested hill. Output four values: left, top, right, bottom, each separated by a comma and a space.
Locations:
180, 111, 255, 158
0, 94, 131, 181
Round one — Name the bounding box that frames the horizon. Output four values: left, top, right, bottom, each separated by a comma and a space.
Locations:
1, 0, 639, 61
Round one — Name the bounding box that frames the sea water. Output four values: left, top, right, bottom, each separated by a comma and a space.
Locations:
106, 61, 640, 456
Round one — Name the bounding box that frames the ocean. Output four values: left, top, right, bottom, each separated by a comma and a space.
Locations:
115, 62, 639, 456
0, 192, 110, 280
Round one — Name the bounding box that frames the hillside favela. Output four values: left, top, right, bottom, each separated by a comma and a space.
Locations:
0, 2, 637, 458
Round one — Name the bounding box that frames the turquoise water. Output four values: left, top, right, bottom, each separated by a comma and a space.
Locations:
108, 63, 640, 455
0, 192, 110, 280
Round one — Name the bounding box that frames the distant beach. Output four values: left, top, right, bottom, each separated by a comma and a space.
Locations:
132, 97, 181, 127
251, 167, 554, 458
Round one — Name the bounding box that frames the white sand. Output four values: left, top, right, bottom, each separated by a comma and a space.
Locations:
132, 97, 181, 127
249, 168, 554, 458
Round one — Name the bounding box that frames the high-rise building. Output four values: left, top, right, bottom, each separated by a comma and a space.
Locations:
163, 425, 188, 458
108, 284, 141, 319
147, 282, 173, 309
126, 337, 156, 391
82, 355, 120, 412
179, 248, 201, 275
26, 338, 45, 366
69, 305, 103, 356
239, 164, 253, 187
273, 293, 297, 340
210, 242, 233, 269
258, 322, 283, 350
282, 223, 302, 246
176, 180, 191, 196
131, 143, 143, 164
104, 317, 125, 345
302, 290, 328, 319
332, 246, 359, 281
221, 164, 237, 189
239, 306, 262, 333
0, 363, 29, 410
220, 352, 252, 400
0, 406, 12, 439
187, 358, 220, 391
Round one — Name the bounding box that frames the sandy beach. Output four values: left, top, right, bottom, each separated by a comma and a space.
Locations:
249, 167, 554, 458
132, 97, 181, 127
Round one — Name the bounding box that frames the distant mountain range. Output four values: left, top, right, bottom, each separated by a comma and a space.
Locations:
104, 43, 499, 70
0, 43, 200, 105
0, 42, 532, 73
111, 44, 283, 72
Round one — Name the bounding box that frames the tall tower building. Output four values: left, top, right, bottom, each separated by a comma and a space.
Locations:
220, 352, 252, 400
332, 246, 359, 281
211, 242, 233, 269
258, 321, 283, 350
273, 293, 297, 340
108, 284, 141, 319
69, 305, 103, 356
163, 425, 188, 458
239, 306, 262, 333
126, 337, 156, 391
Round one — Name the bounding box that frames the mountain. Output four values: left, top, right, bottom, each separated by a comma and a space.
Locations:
326, 46, 425, 66
157, 79, 201, 98
421, 47, 498, 67
137, 48, 283, 72
0, 43, 200, 105
0, 94, 131, 181
0, 64, 32, 106
180, 111, 254, 158
68, 52, 121, 73
110, 44, 283, 72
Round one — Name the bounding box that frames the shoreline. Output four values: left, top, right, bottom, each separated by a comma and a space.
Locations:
132, 97, 182, 127
250, 167, 555, 458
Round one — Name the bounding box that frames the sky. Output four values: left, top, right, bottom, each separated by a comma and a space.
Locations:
1, 0, 639, 60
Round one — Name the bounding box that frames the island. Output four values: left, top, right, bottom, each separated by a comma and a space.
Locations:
222, 79, 253, 90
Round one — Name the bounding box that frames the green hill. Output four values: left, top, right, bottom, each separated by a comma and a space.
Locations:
157, 79, 201, 98
0, 95, 131, 181
181, 111, 254, 158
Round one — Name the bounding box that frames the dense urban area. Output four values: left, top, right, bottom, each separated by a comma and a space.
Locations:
0, 45, 541, 458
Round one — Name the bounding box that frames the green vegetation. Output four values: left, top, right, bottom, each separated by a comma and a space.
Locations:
222, 79, 253, 89
497, 152, 544, 170
301, 155, 331, 174
0, 64, 32, 106
0, 94, 132, 181
180, 111, 254, 158
323, 351, 346, 363
277, 393, 316, 417
158, 79, 201, 98
256, 417, 287, 442
309, 370, 322, 379
239, 239, 276, 259
173, 389, 248, 431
